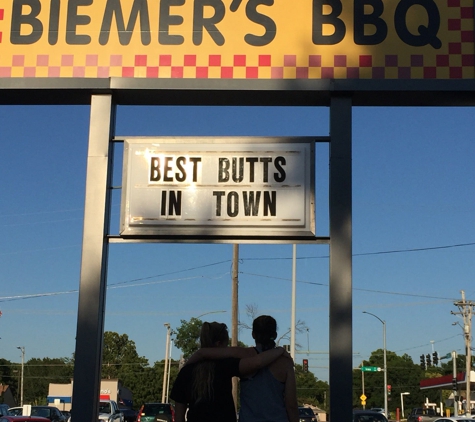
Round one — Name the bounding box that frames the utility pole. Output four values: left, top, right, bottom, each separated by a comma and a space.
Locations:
231, 244, 239, 410
453, 290, 474, 415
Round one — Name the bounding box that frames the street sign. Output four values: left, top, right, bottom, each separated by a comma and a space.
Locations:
360, 394, 367, 401
361, 366, 381, 372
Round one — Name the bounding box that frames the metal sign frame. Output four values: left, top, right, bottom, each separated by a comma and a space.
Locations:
1, 1, 473, 420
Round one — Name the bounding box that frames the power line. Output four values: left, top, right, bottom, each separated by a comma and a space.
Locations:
0, 242, 473, 303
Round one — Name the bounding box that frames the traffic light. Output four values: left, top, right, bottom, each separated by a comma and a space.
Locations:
426, 354, 432, 367
453, 377, 458, 390
303, 359, 309, 372
420, 354, 426, 369
432, 351, 439, 366
387, 384, 392, 396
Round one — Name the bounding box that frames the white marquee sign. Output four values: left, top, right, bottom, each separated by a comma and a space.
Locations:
120, 137, 315, 240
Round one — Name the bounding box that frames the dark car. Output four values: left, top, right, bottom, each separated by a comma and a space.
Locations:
353, 409, 389, 422
0, 417, 50, 422
299, 407, 318, 422
8, 406, 65, 422
136, 403, 175, 422
119, 407, 137, 422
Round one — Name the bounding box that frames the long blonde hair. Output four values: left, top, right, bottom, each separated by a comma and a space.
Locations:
191, 322, 229, 403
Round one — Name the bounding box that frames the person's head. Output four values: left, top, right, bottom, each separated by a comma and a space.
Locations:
191, 322, 228, 402
200, 321, 229, 348
252, 315, 277, 351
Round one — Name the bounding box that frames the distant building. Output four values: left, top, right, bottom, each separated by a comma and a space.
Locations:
47, 379, 133, 411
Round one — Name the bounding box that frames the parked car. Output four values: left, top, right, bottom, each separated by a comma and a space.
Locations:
7, 406, 65, 422
353, 409, 388, 422
407, 407, 439, 422
299, 406, 318, 422
98, 400, 123, 422
0, 416, 50, 422
136, 403, 175, 422
433, 418, 475, 422
118, 406, 137, 422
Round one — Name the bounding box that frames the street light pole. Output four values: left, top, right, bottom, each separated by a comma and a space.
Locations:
401, 392, 410, 418
363, 312, 387, 417
17, 346, 25, 406
165, 338, 174, 402
162, 323, 171, 403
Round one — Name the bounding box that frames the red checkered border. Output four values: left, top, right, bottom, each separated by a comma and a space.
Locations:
0, 0, 473, 79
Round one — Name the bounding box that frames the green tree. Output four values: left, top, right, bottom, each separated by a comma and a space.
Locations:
294, 362, 329, 410
352, 350, 443, 416
23, 357, 74, 405
0, 358, 17, 405
102, 332, 150, 407
174, 318, 203, 359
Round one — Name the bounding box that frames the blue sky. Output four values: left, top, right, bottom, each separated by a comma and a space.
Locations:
0, 104, 474, 383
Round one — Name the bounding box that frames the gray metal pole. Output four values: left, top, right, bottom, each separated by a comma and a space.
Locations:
71, 95, 115, 422
16, 346, 24, 406
383, 320, 388, 416
453, 351, 458, 417
461, 291, 472, 415
291, 244, 297, 360
329, 96, 353, 422
162, 323, 171, 403
363, 311, 388, 417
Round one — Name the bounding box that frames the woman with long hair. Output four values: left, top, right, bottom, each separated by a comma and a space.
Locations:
185, 315, 299, 422
170, 321, 289, 422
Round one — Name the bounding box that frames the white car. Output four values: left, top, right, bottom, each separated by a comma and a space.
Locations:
433, 418, 475, 422
98, 400, 124, 422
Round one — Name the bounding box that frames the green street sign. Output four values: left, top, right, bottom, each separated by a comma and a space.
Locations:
361, 366, 381, 372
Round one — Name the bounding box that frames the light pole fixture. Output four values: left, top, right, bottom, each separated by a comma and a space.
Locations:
195, 310, 227, 320
161, 323, 171, 403
17, 346, 25, 406
363, 311, 387, 418
401, 392, 410, 418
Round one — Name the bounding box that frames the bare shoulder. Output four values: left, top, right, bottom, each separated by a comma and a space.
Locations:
278, 355, 296, 369
268, 355, 294, 382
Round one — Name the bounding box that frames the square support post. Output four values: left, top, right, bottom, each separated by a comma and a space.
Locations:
72, 95, 115, 422
329, 95, 353, 421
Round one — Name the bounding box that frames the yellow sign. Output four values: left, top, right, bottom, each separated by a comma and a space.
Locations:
0, 0, 473, 80
360, 394, 367, 401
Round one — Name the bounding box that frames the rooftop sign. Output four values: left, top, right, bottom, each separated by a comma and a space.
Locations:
120, 137, 315, 241
0, 0, 473, 81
